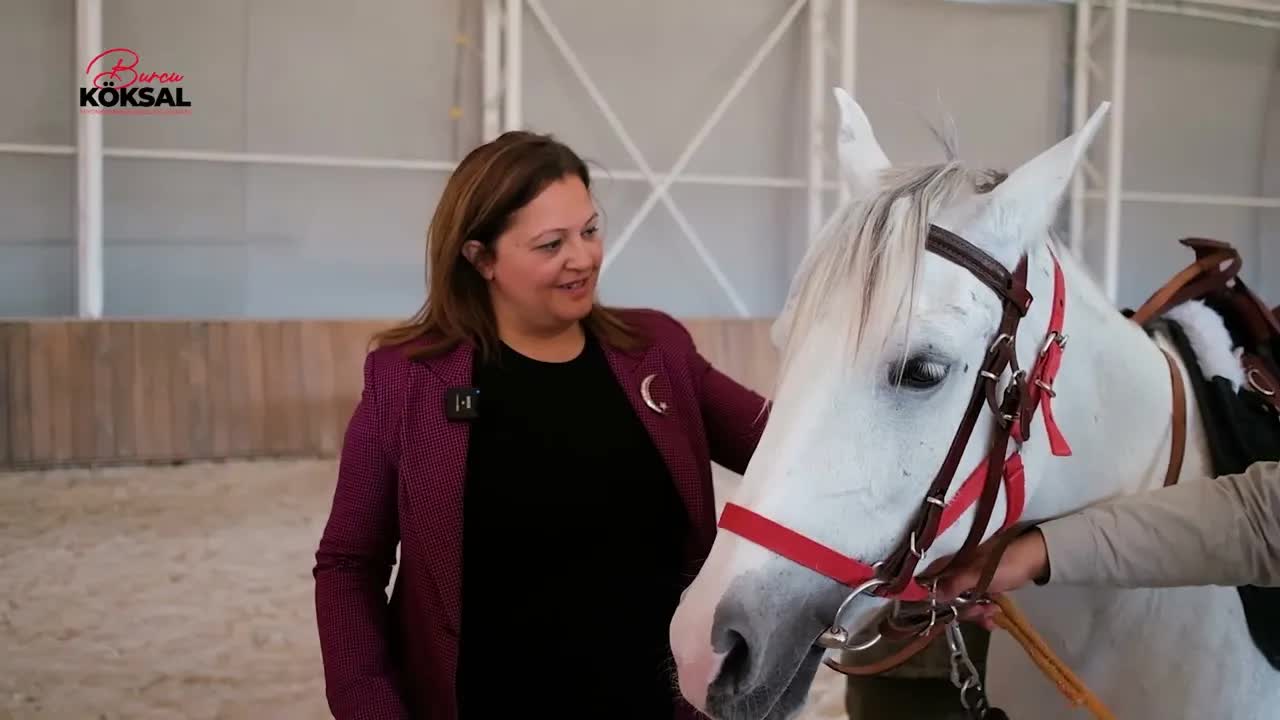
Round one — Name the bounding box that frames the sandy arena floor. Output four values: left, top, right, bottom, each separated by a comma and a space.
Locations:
0, 458, 850, 720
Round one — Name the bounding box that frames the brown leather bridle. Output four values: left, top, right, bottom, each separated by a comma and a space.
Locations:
712, 231, 1267, 718
717, 224, 1203, 674
718, 224, 1073, 636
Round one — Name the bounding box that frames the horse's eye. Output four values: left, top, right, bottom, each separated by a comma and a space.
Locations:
897, 357, 950, 389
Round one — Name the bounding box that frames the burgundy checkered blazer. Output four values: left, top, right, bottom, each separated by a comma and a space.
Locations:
313, 308, 770, 719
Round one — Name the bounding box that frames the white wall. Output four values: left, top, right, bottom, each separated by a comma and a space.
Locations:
0, 0, 1276, 319
1261, 37, 1279, 287
1088, 10, 1279, 309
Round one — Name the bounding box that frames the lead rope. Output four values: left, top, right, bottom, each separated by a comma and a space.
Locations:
937, 523, 1117, 719
936, 594, 1115, 720
987, 594, 1117, 720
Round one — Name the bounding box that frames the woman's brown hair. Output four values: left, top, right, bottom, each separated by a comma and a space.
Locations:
372, 130, 643, 363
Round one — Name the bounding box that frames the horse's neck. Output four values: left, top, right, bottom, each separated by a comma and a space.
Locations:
990, 245, 1271, 720
1019, 243, 1212, 521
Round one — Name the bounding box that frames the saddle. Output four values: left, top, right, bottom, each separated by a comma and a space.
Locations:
1129, 237, 1280, 672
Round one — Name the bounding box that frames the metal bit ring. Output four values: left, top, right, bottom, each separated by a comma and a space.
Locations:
815, 577, 888, 651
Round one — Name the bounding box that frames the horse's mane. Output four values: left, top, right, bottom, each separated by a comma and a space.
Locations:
771, 158, 1007, 399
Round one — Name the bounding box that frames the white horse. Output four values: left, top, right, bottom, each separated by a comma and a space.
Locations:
668, 88, 1277, 720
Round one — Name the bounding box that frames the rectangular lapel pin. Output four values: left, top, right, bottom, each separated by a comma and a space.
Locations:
445, 387, 480, 421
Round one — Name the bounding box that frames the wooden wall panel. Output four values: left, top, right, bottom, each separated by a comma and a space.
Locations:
105, 322, 132, 459
26, 323, 58, 463
298, 321, 338, 456
7, 323, 31, 465
128, 322, 152, 459
239, 322, 268, 457
167, 323, 194, 460
91, 321, 118, 459
185, 322, 213, 459
685, 318, 779, 397
0, 318, 778, 470
206, 322, 232, 458
260, 321, 288, 455
0, 323, 10, 467
142, 323, 175, 460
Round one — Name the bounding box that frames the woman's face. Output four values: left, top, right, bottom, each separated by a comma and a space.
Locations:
469, 174, 602, 336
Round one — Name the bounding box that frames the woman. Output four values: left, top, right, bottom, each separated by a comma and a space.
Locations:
938, 460, 1280, 599
313, 130, 769, 720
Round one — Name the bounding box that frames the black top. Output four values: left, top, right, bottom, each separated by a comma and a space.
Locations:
455, 330, 691, 718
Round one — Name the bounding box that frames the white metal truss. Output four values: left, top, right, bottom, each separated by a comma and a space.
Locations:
810, 0, 829, 241
1115, 0, 1280, 30
4, 0, 1277, 317
76, 0, 103, 318
1066, 0, 1130, 302
1066, 0, 1280, 302
482, 0, 502, 141
8, 0, 854, 319
840, 0, 858, 209
531, 0, 803, 316
485, 0, 858, 317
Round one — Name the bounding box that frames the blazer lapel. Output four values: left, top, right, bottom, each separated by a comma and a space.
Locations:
399, 341, 473, 635
604, 344, 708, 546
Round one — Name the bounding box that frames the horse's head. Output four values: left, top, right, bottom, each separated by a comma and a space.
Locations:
669, 89, 1111, 719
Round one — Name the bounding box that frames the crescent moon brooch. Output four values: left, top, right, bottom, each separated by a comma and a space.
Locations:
641, 374, 668, 415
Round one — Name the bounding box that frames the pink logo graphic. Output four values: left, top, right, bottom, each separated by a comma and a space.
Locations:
80, 47, 191, 115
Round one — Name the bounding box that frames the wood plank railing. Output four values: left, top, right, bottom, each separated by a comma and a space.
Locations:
0, 318, 777, 470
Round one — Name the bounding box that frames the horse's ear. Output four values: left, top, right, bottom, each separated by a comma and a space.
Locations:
834, 87, 890, 197
980, 101, 1110, 258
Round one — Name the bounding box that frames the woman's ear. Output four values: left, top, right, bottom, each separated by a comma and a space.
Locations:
461, 240, 494, 280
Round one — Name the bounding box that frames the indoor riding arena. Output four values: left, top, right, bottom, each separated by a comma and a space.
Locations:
3, 2, 1278, 720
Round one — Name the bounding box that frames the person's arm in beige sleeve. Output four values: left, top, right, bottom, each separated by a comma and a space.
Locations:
1038, 460, 1280, 588
938, 461, 1280, 599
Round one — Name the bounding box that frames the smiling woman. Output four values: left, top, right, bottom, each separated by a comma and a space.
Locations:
459, 171, 604, 359
371, 130, 641, 364
312, 130, 774, 720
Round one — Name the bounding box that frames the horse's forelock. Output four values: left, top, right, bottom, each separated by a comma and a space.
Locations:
772, 161, 1007, 399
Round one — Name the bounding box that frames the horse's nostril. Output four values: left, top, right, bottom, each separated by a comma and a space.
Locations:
711, 628, 752, 693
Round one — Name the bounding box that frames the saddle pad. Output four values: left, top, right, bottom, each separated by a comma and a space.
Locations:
1160, 319, 1280, 672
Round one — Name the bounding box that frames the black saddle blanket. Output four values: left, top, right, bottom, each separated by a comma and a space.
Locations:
1158, 318, 1280, 672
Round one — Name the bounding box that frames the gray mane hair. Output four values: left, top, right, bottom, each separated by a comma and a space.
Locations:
770, 160, 1007, 401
